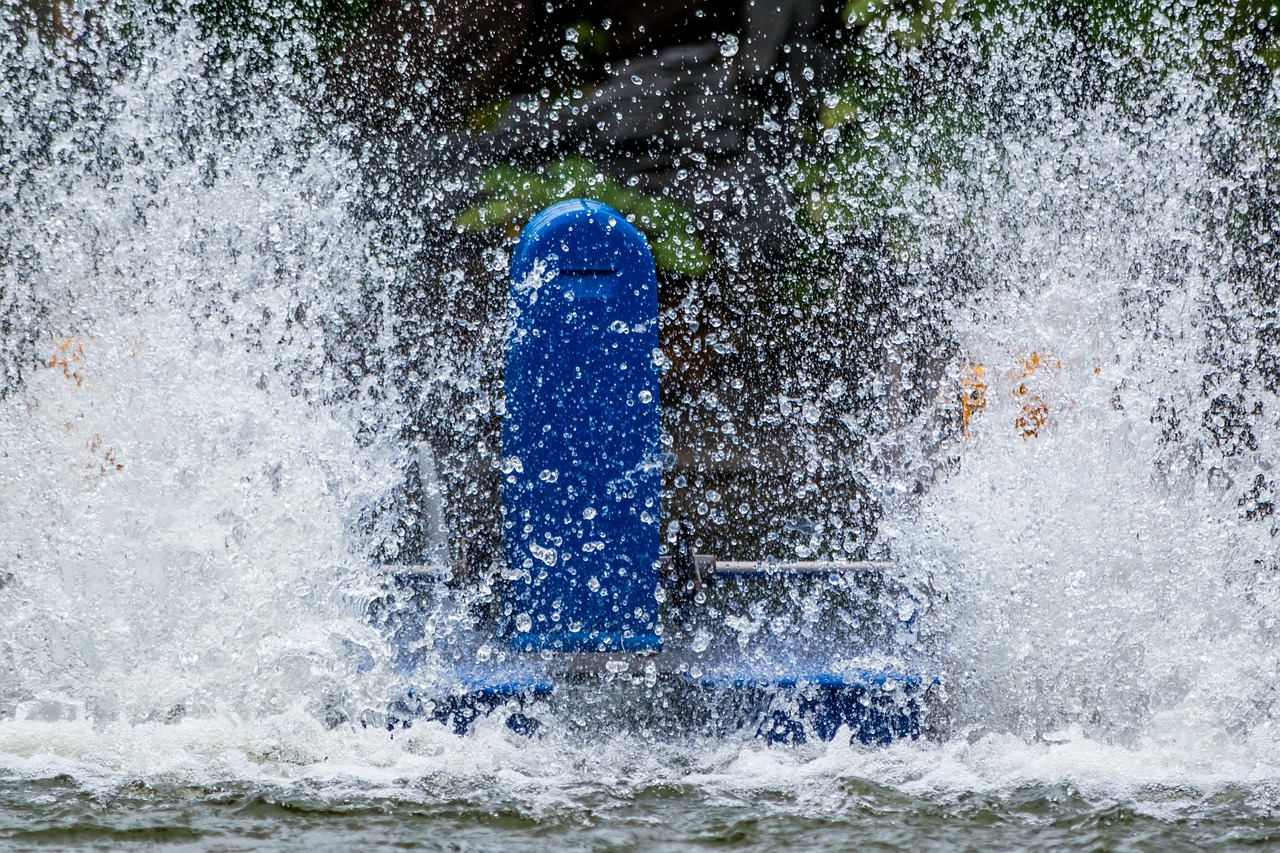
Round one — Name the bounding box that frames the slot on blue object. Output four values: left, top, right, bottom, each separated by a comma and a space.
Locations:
502, 199, 662, 653
557, 268, 619, 299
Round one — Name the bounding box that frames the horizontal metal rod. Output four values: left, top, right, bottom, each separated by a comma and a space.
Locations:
386, 563, 450, 578
388, 558, 896, 579
711, 560, 894, 575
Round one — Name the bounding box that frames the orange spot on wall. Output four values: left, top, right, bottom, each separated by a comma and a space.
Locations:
48, 337, 87, 387
1018, 351, 1060, 377
961, 351, 1110, 441
86, 434, 124, 474
960, 363, 987, 437
1014, 395, 1050, 438
1012, 352, 1059, 439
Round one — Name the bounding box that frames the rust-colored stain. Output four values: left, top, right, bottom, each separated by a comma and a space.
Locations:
960, 363, 987, 436
1012, 351, 1058, 438
87, 434, 124, 474
1018, 351, 1060, 377
1014, 395, 1050, 438
963, 352, 1075, 439
45, 337, 128, 474
48, 337, 87, 386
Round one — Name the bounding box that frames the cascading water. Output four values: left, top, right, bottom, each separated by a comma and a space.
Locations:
908, 103, 1280, 748
0, 7, 407, 730
3, 1, 1280, 846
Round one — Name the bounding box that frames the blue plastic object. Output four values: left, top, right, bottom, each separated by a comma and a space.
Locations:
686, 667, 930, 744
390, 200, 937, 745
502, 199, 662, 653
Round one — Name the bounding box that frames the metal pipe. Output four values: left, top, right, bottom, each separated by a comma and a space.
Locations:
711, 560, 894, 575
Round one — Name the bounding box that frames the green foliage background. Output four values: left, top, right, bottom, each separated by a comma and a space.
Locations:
183, 0, 1279, 288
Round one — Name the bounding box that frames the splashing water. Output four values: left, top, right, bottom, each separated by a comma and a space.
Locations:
0, 9, 404, 729
3, 2, 1280, 846
906, 100, 1280, 751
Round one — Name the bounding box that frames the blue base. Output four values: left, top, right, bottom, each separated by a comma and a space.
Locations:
390, 670, 554, 736
509, 631, 663, 653
396, 664, 932, 745
689, 667, 929, 744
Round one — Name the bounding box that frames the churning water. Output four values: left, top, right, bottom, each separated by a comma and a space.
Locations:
3, 3, 1280, 849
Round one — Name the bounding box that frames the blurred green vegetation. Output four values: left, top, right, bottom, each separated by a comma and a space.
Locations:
180, 0, 1278, 297
455, 158, 713, 277
787, 0, 1280, 301
189, 0, 376, 66
451, 0, 1280, 303
448, 18, 710, 274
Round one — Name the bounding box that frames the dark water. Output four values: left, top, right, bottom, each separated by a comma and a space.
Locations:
3, 770, 1280, 851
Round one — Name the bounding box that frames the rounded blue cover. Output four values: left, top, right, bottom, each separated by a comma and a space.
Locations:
502, 199, 662, 652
